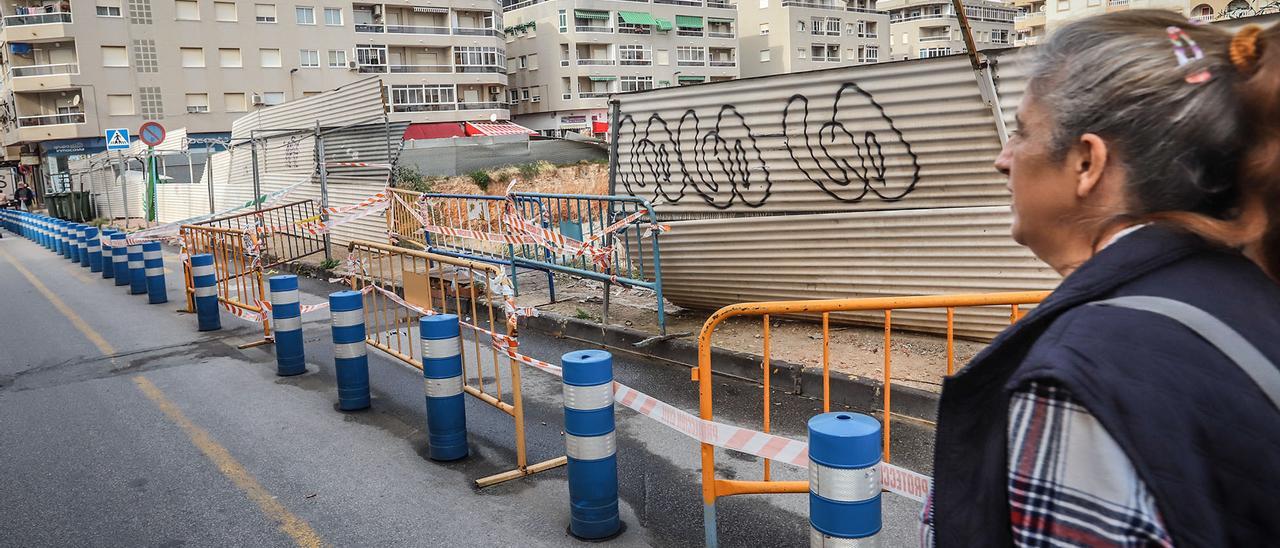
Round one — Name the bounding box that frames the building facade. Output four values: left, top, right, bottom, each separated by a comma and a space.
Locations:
736, 0, 890, 78
501, 0, 739, 137
0, 0, 509, 188
879, 0, 1015, 60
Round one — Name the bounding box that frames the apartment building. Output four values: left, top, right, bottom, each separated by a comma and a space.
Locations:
501, 0, 738, 137
737, 0, 890, 78
1011, 0, 1046, 45
879, 0, 1015, 60
0, 0, 508, 186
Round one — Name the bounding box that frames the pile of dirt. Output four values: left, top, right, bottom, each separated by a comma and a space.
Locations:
426, 161, 608, 196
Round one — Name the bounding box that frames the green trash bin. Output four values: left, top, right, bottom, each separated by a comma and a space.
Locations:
69, 191, 93, 221
46, 192, 66, 220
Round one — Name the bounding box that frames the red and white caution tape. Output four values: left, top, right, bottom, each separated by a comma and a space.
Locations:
325, 162, 393, 169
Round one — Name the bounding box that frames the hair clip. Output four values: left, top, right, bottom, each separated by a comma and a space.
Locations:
1166, 26, 1213, 84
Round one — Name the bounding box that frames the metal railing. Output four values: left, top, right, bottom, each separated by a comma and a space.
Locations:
693, 291, 1050, 541
354, 23, 384, 32
677, 29, 703, 37
574, 24, 613, 32
180, 224, 273, 346
707, 31, 734, 38
619, 58, 652, 66
391, 103, 458, 112
2, 11, 71, 26
453, 26, 500, 36
677, 59, 706, 66
618, 25, 652, 34
345, 239, 568, 487
655, 0, 703, 5
389, 64, 452, 73
192, 199, 327, 270
386, 24, 450, 34
458, 102, 505, 110
9, 62, 78, 78
706, 0, 735, 7
918, 34, 952, 42
18, 112, 84, 126
709, 60, 736, 67
577, 91, 611, 99
577, 58, 615, 65
387, 189, 668, 332
455, 64, 504, 73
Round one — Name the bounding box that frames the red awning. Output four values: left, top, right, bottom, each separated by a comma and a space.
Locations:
592, 121, 609, 134
463, 121, 537, 137
402, 122, 466, 140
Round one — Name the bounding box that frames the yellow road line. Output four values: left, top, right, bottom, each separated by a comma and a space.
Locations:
0, 247, 116, 356
133, 377, 325, 548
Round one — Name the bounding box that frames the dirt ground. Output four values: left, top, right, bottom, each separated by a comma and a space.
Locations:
425, 160, 608, 196
511, 272, 989, 394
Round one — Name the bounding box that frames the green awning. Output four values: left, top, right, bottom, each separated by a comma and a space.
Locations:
654, 18, 673, 31
574, 9, 610, 20
677, 75, 705, 82
675, 15, 703, 28
707, 17, 733, 23
588, 76, 617, 81
617, 11, 656, 25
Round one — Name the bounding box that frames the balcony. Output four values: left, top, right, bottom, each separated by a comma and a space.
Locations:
677, 29, 703, 37
7, 62, 78, 91
386, 25, 450, 34
709, 59, 736, 67
18, 112, 83, 127
578, 92, 611, 99
578, 58, 615, 65
1106, 0, 1129, 8
706, 0, 735, 7
453, 27, 500, 37
458, 102, 505, 110
1, 10, 72, 41
574, 25, 613, 33
355, 23, 384, 32
654, 0, 704, 5
677, 59, 706, 67
918, 34, 952, 42
455, 64, 504, 73
391, 103, 458, 113
9, 62, 76, 78
3, 11, 72, 26
708, 30, 735, 38
619, 58, 652, 66
388, 64, 452, 73
1015, 12, 1045, 28
618, 24, 651, 35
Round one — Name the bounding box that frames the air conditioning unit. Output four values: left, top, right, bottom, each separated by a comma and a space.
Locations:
251, 93, 265, 106
488, 86, 501, 94
373, 5, 383, 16
531, 96, 541, 103
186, 106, 209, 114
348, 60, 359, 70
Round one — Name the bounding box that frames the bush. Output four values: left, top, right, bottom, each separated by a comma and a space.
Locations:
468, 170, 492, 191
392, 165, 432, 193
319, 258, 340, 270
517, 162, 541, 181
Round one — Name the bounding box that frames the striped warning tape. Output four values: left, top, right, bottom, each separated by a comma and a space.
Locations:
325, 162, 393, 169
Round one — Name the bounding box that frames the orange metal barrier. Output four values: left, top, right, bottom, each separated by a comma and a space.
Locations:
693, 291, 1050, 538
197, 199, 327, 269
345, 239, 567, 487
179, 224, 273, 347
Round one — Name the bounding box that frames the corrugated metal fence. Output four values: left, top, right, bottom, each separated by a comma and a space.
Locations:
612, 50, 1059, 336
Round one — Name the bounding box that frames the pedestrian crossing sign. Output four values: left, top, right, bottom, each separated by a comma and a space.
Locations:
105, 128, 130, 150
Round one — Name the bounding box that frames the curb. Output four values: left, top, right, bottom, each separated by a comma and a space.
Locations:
524, 311, 940, 423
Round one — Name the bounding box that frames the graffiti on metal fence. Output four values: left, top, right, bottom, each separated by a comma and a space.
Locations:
618, 82, 920, 209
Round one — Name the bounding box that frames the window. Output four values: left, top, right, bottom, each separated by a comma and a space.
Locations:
991, 29, 1009, 44
810, 43, 839, 61
219, 48, 242, 67
518, 55, 527, 69
102, 46, 129, 67
295, 6, 314, 24
919, 47, 952, 58
796, 20, 805, 32
323, 7, 341, 25
676, 46, 705, 65
521, 88, 530, 101
558, 9, 566, 32
858, 45, 878, 63
180, 47, 205, 67
797, 47, 806, 59
759, 0, 767, 7
327, 49, 347, 68
96, 0, 122, 17
759, 22, 769, 35
509, 89, 520, 103
299, 49, 319, 67
855, 20, 877, 38
759, 49, 771, 62
620, 76, 653, 92
176, 0, 199, 20
107, 94, 133, 115
255, 3, 276, 23
224, 92, 247, 112
1057, 0, 1069, 10
389, 84, 456, 112
810, 17, 840, 36
619, 44, 650, 64
454, 46, 502, 67
185, 93, 210, 113
215, 1, 236, 21
260, 48, 281, 67
261, 92, 286, 105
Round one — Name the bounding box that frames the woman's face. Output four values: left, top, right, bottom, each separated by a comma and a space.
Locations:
994, 94, 1091, 267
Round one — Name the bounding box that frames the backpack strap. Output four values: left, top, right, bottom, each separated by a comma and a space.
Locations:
1090, 296, 1280, 412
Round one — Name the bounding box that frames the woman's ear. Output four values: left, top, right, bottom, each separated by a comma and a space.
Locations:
1074, 133, 1110, 199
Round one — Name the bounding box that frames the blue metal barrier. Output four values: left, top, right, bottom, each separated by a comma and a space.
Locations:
808, 412, 882, 545
191, 253, 222, 331
270, 275, 306, 376
420, 313, 468, 461
562, 349, 621, 540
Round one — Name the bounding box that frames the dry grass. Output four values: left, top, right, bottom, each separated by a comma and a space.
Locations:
431, 161, 608, 196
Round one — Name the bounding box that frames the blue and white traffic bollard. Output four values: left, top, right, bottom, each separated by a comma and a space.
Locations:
128, 243, 147, 295
329, 290, 370, 410
55, 221, 67, 257
62, 222, 74, 259
808, 412, 882, 546
100, 230, 116, 279
86, 227, 103, 273
269, 275, 306, 376
75, 224, 87, 265
112, 234, 130, 286
420, 314, 468, 461
563, 349, 621, 540
190, 254, 221, 331
142, 242, 167, 304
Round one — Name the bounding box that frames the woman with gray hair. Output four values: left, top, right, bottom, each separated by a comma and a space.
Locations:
922, 11, 1280, 547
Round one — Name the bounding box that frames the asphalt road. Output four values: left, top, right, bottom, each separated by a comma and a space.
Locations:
0, 231, 930, 547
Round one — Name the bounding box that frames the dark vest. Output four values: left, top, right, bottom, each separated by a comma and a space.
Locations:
931, 226, 1280, 547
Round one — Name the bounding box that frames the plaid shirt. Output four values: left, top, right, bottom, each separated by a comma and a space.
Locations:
920, 381, 1174, 547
